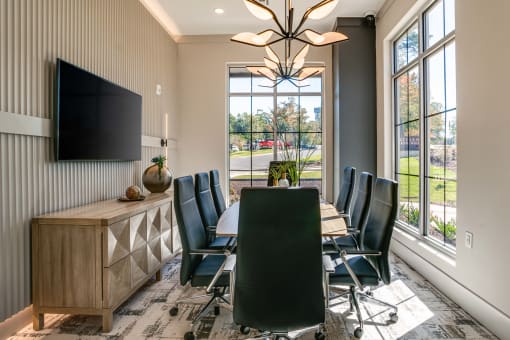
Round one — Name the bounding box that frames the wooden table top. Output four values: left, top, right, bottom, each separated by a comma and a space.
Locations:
216, 201, 347, 237
32, 192, 172, 226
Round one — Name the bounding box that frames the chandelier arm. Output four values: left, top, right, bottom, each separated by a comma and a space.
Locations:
300, 70, 321, 81
293, 36, 314, 46
265, 36, 287, 46
293, 15, 308, 36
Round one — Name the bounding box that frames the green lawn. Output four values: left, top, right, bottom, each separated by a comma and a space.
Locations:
399, 157, 456, 205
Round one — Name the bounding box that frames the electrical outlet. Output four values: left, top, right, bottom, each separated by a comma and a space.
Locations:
156, 84, 162, 96
465, 231, 473, 248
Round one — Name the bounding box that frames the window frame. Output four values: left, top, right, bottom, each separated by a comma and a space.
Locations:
391, 0, 456, 254
227, 65, 325, 199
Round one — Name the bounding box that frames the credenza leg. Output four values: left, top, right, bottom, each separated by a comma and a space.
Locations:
155, 270, 162, 281
33, 312, 44, 330
102, 310, 113, 332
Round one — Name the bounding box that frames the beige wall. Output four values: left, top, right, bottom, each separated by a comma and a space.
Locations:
376, 0, 510, 337
176, 35, 334, 202
0, 0, 178, 322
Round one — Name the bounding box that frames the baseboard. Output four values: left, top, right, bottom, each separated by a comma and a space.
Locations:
0, 306, 32, 340
391, 234, 510, 340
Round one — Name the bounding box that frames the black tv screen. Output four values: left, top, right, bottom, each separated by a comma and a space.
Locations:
55, 59, 142, 161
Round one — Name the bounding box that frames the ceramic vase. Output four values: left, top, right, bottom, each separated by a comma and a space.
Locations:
278, 173, 290, 187
142, 164, 172, 193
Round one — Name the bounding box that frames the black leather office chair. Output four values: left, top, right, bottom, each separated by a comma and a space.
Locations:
324, 172, 374, 252
335, 166, 356, 221
171, 176, 234, 340
195, 172, 231, 249
327, 178, 398, 338
209, 169, 226, 216
234, 187, 326, 340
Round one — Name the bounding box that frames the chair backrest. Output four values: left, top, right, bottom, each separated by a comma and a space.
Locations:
195, 172, 219, 228
360, 178, 398, 285
335, 166, 356, 214
234, 187, 325, 332
350, 172, 374, 237
209, 169, 226, 216
174, 176, 208, 285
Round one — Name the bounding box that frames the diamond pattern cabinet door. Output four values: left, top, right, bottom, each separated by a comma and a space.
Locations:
160, 203, 171, 234
105, 219, 130, 267
130, 246, 148, 288
103, 256, 131, 308
130, 212, 147, 251
161, 230, 172, 262
147, 207, 162, 242
147, 236, 162, 273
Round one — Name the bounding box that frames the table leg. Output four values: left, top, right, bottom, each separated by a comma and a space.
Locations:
155, 269, 162, 281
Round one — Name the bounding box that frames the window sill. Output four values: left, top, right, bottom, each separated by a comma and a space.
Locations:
394, 222, 456, 262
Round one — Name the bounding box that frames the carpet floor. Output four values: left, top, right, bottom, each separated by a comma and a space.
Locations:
10, 254, 497, 340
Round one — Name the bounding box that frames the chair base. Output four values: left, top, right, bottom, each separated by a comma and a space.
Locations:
239, 324, 326, 340
169, 287, 231, 339
330, 286, 398, 338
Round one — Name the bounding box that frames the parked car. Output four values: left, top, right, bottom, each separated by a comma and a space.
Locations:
258, 140, 274, 149
259, 139, 290, 149
300, 143, 316, 150
230, 144, 240, 152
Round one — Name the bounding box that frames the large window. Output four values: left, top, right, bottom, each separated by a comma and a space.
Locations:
393, 0, 456, 249
228, 67, 323, 202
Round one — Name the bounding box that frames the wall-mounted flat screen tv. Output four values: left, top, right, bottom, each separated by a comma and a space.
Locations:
55, 59, 142, 161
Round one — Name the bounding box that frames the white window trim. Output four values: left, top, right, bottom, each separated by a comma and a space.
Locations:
390, 0, 457, 256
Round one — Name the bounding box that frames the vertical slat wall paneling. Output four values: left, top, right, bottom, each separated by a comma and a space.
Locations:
0, 0, 178, 321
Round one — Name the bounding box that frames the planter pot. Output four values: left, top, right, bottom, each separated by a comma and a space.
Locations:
142, 164, 172, 193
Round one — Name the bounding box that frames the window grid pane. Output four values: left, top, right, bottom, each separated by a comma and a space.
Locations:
228, 68, 323, 202
393, 0, 456, 249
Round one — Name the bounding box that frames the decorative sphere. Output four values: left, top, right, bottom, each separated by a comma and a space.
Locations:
125, 185, 141, 199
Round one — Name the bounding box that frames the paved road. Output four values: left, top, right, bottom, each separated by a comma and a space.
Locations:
230, 147, 321, 176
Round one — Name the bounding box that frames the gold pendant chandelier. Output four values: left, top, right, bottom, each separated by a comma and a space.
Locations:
231, 0, 349, 87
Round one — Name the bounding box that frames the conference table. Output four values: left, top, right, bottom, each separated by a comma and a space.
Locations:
216, 201, 348, 237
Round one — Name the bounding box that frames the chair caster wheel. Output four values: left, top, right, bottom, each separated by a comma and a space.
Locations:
240, 325, 250, 335
214, 305, 220, 315
169, 306, 179, 316
184, 331, 195, 340
389, 312, 398, 323
354, 327, 363, 338
314, 331, 325, 340
366, 291, 373, 296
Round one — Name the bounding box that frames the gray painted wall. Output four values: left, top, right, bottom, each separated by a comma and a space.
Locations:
333, 17, 377, 192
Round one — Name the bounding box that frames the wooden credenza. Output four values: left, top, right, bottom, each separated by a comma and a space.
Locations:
31, 192, 181, 332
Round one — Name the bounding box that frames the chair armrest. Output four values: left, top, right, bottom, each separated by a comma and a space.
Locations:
223, 254, 236, 272
323, 255, 335, 273
206, 225, 217, 232
344, 249, 382, 256
189, 248, 227, 255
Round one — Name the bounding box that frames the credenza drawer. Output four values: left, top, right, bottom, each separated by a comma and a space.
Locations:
103, 256, 131, 308
105, 218, 130, 267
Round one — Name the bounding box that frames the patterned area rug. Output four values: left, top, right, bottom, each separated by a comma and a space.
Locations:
11, 254, 497, 340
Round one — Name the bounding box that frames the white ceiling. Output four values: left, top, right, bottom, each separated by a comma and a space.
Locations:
143, 0, 386, 37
